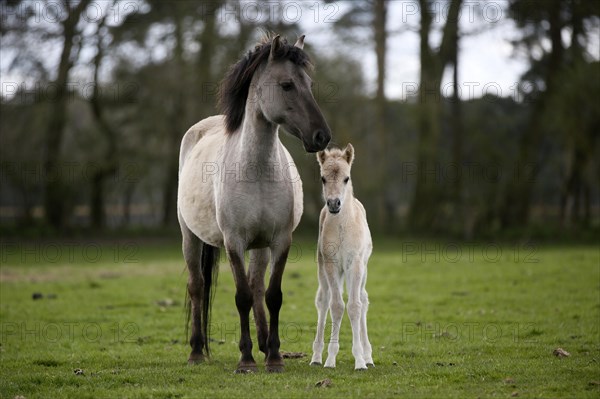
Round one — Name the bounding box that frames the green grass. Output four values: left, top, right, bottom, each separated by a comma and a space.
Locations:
1, 238, 599, 398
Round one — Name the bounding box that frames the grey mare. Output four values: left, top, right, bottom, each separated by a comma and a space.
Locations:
177, 35, 331, 373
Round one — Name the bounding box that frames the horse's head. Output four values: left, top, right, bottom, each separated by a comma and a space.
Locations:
257, 35, 330, 152
317, 144, 355, 214
219, 35, 331, 153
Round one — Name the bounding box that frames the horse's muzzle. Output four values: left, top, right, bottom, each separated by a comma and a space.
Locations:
305, 129, 331, 152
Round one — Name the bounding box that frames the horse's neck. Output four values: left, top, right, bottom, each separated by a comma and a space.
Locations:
239, 115, 280, 164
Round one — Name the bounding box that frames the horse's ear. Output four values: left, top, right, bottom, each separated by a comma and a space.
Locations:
343, 144, 355, 165
317, 150, 327, 166
294, 34, 305, 49
270, 35, 281, 61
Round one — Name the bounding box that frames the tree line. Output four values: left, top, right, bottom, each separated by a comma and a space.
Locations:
1, 0, 598, 237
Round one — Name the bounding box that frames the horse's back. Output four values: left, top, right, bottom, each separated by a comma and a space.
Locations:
179, 115, 226, 170
178, 115, 227, 247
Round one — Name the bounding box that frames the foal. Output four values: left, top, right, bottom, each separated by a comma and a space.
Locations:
310, 144, 374, 370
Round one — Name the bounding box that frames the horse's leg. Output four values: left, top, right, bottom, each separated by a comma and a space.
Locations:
324, 265, 344, 368
264, 237, 291, 372
346, 260, 367, 370
311, 250, 330, 366
248, 248, 269, 356
179, 214, 205, 364
360, 269, 374, 367
225, 241, 256, 373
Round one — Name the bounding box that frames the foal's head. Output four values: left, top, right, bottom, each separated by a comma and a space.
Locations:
317, 144, 355, 214
219, 35, 331, 152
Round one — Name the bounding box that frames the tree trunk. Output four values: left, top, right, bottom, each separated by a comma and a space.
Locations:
197, 1, 221, 113
451, 33, 462, 212
43, 0, 91, 229
161, 12, 186, 227
374, 0, 388, 231
499, 2, 564, 228
89, 16, 118, 229
409, 0, 461, 231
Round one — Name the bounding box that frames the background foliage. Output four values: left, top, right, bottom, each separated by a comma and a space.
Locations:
1, 0, 599, 238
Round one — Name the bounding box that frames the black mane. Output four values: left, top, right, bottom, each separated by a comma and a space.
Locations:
217, 37, 313, 134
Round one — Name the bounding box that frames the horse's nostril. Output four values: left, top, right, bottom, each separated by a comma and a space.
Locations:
314, 130, 324, 144
335, 199, 341, 208
313, 129, 329, 146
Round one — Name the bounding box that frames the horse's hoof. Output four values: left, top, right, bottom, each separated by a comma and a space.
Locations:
266, 364, 285, 373
188, 353, 205, 365
234, 368, 255, 374
266, 356, 285, 373
355, 366, 368, 371
366, 362, 375, 368
310, 361, 322, 366
235, 362, 257, 374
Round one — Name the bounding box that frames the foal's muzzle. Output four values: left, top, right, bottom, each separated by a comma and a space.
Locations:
327, 198, 341, 214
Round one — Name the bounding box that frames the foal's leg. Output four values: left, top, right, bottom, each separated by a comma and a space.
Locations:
346, 260, 367, 370
310, 251, 330, 366
264, 236, 291, 372
179, 215, 205, 364
225, 241, 256, 373
324, 265, 344, 368
248, 248, 269, 356
360, 269, 374, 367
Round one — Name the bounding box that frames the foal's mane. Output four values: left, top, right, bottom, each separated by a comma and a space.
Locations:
217, 35, 313, 134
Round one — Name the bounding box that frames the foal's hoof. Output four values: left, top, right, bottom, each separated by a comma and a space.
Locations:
235, 361, 257, 374
187, 353, 205, 365
355, 366, 368, 371
310, 362, 322, 366
366, 362, 375, 368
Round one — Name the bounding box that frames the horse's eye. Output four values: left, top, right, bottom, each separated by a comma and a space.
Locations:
280, 82, 294, 91
321, 176, 326, 184
344, 177, 350, 184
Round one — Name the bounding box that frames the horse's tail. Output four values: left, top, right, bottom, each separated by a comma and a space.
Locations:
185, 241, 219, 356
200, 242, 219, 355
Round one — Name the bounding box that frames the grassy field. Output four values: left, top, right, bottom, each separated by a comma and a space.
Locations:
0, 237, 598, 398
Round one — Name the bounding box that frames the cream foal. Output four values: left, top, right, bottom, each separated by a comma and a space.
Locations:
310, 144, 374, 370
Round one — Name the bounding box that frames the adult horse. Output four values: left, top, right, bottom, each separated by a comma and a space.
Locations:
177, 34, 331, 373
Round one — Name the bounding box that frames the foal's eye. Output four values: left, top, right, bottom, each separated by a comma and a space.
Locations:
280, 82, 294, 91
344, 177, 350, 184
321, 176, 326, 184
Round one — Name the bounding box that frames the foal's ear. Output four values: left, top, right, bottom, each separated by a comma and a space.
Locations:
317, 150, 327, 166
270, 35, 282, 60
294, 34, 305, 50
343, 143, 355, 165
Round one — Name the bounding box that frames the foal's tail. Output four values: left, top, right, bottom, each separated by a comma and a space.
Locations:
186, 241, 219, 356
